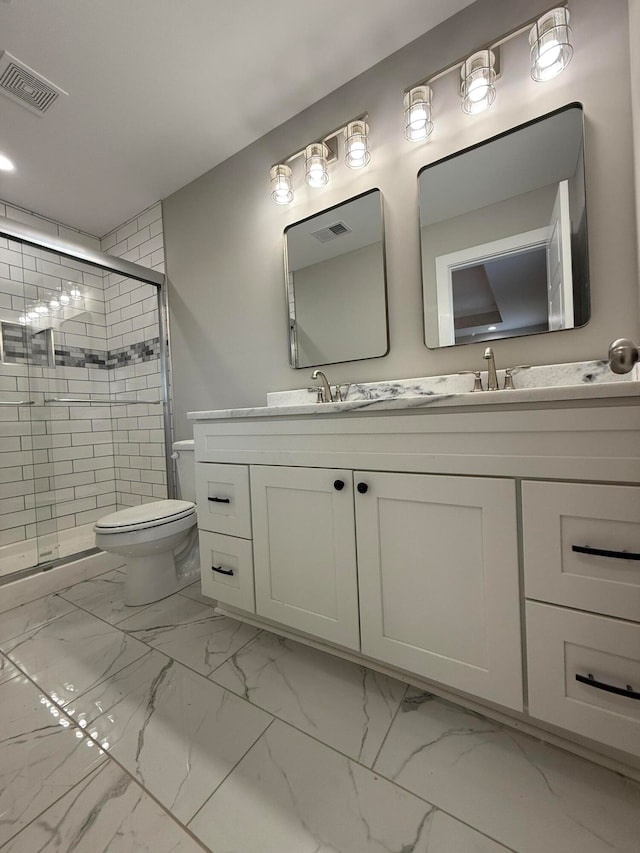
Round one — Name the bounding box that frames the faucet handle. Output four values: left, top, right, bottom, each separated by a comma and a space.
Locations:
308, 386, 326, 403
503, 365, 531, 390
458, 370, 484, 392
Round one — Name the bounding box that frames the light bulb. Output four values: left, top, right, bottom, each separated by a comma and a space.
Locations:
305, 143, 329, 188
530, 8, 573, 82
49, 299, 60, 310
461, 50, 496, 115
345, 121, 370, 169
59, 293, 70, 304
270, 164, 294, 205
35, 304, 48, 314
69, 288, 81, 299
27, 311, 38, 320
18, 315, 27, 324
404, 86, 433, 142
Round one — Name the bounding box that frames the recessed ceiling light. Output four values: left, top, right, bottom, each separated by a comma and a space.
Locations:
0, 153, 15, 172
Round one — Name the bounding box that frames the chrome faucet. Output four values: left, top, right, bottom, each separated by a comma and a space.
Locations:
483, 347, 499, 391
311, 370, 335, 403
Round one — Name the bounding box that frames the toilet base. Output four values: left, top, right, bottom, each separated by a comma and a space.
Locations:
123, 551, 196, 606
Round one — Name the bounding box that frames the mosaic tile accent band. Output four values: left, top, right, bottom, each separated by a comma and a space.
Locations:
54, 337, 161, 370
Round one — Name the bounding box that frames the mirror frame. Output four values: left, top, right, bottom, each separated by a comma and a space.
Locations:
417, 102, 589, 350
283, 187, 390, 369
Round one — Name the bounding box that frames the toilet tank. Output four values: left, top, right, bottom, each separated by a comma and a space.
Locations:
172, 440, 195, 502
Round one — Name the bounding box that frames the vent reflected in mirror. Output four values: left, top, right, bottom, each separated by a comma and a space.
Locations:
419, 104, 589, 349
284, 189, 388, 368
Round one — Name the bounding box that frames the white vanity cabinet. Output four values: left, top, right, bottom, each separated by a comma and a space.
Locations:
355, 471, 522, 710
249, 465, 522, 707
250, 465, 359, 649
191, 397, 640, 767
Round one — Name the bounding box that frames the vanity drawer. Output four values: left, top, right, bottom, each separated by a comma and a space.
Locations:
526, 601, 640, 757
196, 462, 252, 539
199, 530, 255, 612
522, 481, 640, 622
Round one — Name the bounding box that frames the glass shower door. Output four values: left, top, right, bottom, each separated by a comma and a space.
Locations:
0, 236, 42, 577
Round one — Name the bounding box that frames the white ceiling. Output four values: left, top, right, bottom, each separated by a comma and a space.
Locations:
0, 0, 475, 238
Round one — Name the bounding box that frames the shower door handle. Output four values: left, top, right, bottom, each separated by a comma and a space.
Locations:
0, 400, 35, 406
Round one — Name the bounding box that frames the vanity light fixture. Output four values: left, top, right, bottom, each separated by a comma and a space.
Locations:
270, 164, 294, 205
403, 5, 573, 140
403, 86, 433, 142
460, 50, 497, 115
345, 120, 371, 169
269, 113, 371, 204
305, 142, 330, 188
529, 8, 573, 82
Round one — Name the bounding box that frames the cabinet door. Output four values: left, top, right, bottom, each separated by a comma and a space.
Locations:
355, 471, 522, 710
251, 465, 359, 650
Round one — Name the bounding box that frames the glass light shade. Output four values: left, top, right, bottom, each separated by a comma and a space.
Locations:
403, 86, 433, 141
49, 299, 60, 309
270, 164, 294, 204
345, 120, 370, 168
59, 292, 70, 304
69, 288, 81, 299
35, 304, 48, 314
305, 142, 329, 188
529, 8, 572, 82
27, 311, 38, 320
460, 50, 496, 114
18, 315, 27, 324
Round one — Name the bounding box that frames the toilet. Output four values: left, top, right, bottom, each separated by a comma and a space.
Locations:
94, 440, 199, 606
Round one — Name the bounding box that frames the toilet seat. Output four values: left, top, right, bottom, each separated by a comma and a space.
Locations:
94, 500, 196, 535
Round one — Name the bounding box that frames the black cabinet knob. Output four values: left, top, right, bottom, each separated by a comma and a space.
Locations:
334, 479, 345, 491
357, 482, 368, 494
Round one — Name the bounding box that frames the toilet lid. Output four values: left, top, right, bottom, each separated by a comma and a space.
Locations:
94, 500, 195, 532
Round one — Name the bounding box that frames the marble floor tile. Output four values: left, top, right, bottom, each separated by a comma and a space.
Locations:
211, 630, 406, 765
116, 594, 259, 676
0, 652, 22, 685
0, 594, 75, 644
69, 649, 273, 824
189, 719, 508, 853
1, 607, 149, 707
0, 674, 106, 847
2, 761, 206, 853
375, 689, 640, 853
58, 570, 157, 625
178, 581, 217, 608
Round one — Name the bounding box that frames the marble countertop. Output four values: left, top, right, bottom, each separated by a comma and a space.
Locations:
187, 360, 640, 421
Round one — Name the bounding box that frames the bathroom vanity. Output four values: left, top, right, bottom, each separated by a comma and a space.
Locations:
188, 361, 640, 770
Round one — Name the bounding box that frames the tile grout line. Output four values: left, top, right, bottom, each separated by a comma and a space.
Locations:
369, 681, 409, 769
186, 717, 278, 829
0, 657, 213, 852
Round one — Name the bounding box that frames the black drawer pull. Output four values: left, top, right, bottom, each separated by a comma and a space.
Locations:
572, 545, 640, 561
334, 479, 345, 491
575, 673, 640, 701
212, 565, 234, 576
208, 496, 230, 504
357, 482, 368, 494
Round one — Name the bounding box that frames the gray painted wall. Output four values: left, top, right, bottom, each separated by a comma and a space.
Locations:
163, 0, 638, 438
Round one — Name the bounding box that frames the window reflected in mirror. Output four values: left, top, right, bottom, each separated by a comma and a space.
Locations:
419, 104, 589, 349
284, 188, 388, 368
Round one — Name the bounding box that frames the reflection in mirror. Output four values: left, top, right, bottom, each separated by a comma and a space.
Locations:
284, 189, 388, 368
419, 104, 589, 348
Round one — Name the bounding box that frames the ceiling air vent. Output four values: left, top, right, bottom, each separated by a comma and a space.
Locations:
0, 51, 67, 115
310, 221, 352, 243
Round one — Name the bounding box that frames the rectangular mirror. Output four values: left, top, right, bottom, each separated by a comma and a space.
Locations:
284, 188, 388, 368
419, 104, 589, 348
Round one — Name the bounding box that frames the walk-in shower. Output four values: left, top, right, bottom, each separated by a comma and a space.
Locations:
0, 215, 173, 581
